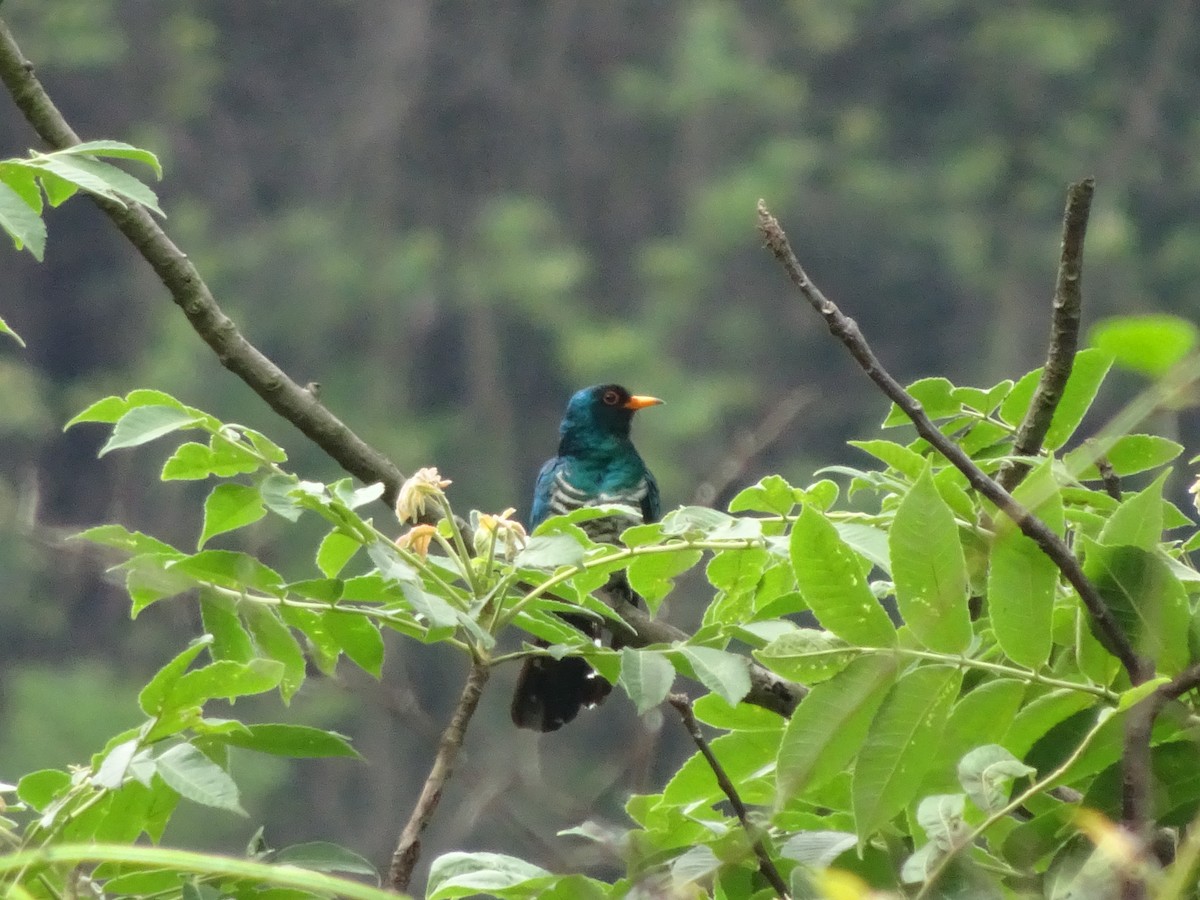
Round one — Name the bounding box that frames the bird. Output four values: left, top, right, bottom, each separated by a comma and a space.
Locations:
510, 383, 663, 731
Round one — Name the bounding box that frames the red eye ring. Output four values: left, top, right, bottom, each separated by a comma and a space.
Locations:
602, 390, 620, 406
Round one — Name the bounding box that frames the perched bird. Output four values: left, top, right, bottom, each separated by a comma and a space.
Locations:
510, 384, 663, 731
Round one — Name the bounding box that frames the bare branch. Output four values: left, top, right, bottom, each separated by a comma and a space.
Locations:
999, 178, 1095, 491
756, 200, 1146, 685
388, 659, 490, 892
668, 693, 791, 899
0, 18, 407, 506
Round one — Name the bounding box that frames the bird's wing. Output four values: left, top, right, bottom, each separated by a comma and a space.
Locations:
529, 456, 563, 529
641, 467, 661, 523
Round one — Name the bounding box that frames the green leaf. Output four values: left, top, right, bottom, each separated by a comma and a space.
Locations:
199, 593, 255, 662
754, 629, 859, 684
628, 547, 702, 609
1081, 540, 1190, 674
776, 653, 898, 805
915, 793, 968, 850
1028, 349, 1113, 449
884, 377, 961, 426
317, 530, 361, 578
17, 769, 70, 811
848, 440, 927, 479
853, 666, 961, 839
1000, 349, 1110, 448
168, 659, 284, 707
790, 505, 895, 646
889, 465, 971, 654
957, 745, 1035, 813
619, 647, 675, 714
139, 637, 214, 715
31, 152, 163, 214
427, 851, 549, 900
663, 729, 781, 809
1098, 471, 1167, 550
780, 830, 857, 866
674, 646, 751, 705
154, 743, 244, 815
989, 461, 1063, 668
168, 550, 284, 595
100, 405, 200, 456
65, 394, 131, 427
1004, 689, 1098, 759
242, 605, 307, 702
324, 611, 385, 678
260, 473, 304, 522
691, 693, 785, 732
706, 545, 768, 593
66, 140, 164, 178
218, 724, 360, 759
0, 314, 26, 347
161, 442, 216, 480
927, 679, 1026, 793
728, 474, 800, 515
1065, 434, 1183, 479
74, 523, 179, 557
0, 178, 46, 260
515, 533, 587, 569
199, 483, 266, 548
273, 842, 378, 879
834, 522, 891, 573
1089, 314, 1198, 377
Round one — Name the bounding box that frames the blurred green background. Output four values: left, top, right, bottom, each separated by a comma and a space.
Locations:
1, 0, 1198, 885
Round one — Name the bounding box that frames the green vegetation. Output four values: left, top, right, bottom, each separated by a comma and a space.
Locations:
4, 4, 1200, 898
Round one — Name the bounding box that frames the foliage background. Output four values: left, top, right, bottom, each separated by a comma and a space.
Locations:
1, 0, 1199, 886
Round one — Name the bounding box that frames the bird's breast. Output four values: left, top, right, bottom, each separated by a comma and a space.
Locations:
548, 468, 650, 542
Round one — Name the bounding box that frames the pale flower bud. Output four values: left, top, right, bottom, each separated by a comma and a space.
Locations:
394, 467, 452, 523
473, 507, 528, 560
396, 523, 437, 558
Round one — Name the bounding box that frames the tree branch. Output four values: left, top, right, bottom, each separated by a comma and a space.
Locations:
388, 659, 490, 892
756, 200, 1146, 685
1122, 662, 1200, 837
0, 18, 407, 506
667, 694, 791, 899
999, 178, 1094, 492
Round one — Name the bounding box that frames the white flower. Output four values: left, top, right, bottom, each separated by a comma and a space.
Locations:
394, 467, 452, 523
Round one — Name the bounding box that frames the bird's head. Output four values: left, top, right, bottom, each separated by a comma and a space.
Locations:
560, 384, 663, 441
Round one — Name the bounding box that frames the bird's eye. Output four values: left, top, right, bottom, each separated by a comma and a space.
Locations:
602, 390, 620, 406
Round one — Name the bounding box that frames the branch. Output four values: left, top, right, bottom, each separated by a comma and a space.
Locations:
387, 659, 490, 892
0, 18, 407, 506
999, 178, 1095, 492
756, 200, 1146, 685
1122, 661, 1200, 841
667, 694, 791, 900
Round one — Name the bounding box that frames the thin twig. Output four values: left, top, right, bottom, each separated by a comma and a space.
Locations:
692, 387, 811, 507
756, 200, 1146, 685
667, 694, 791, 899
999, 178, 1095, 492
388, 659, 490, 892
0, 18, 407, 507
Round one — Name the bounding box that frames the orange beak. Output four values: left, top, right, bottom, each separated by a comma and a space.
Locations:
624, 394, 664, 410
